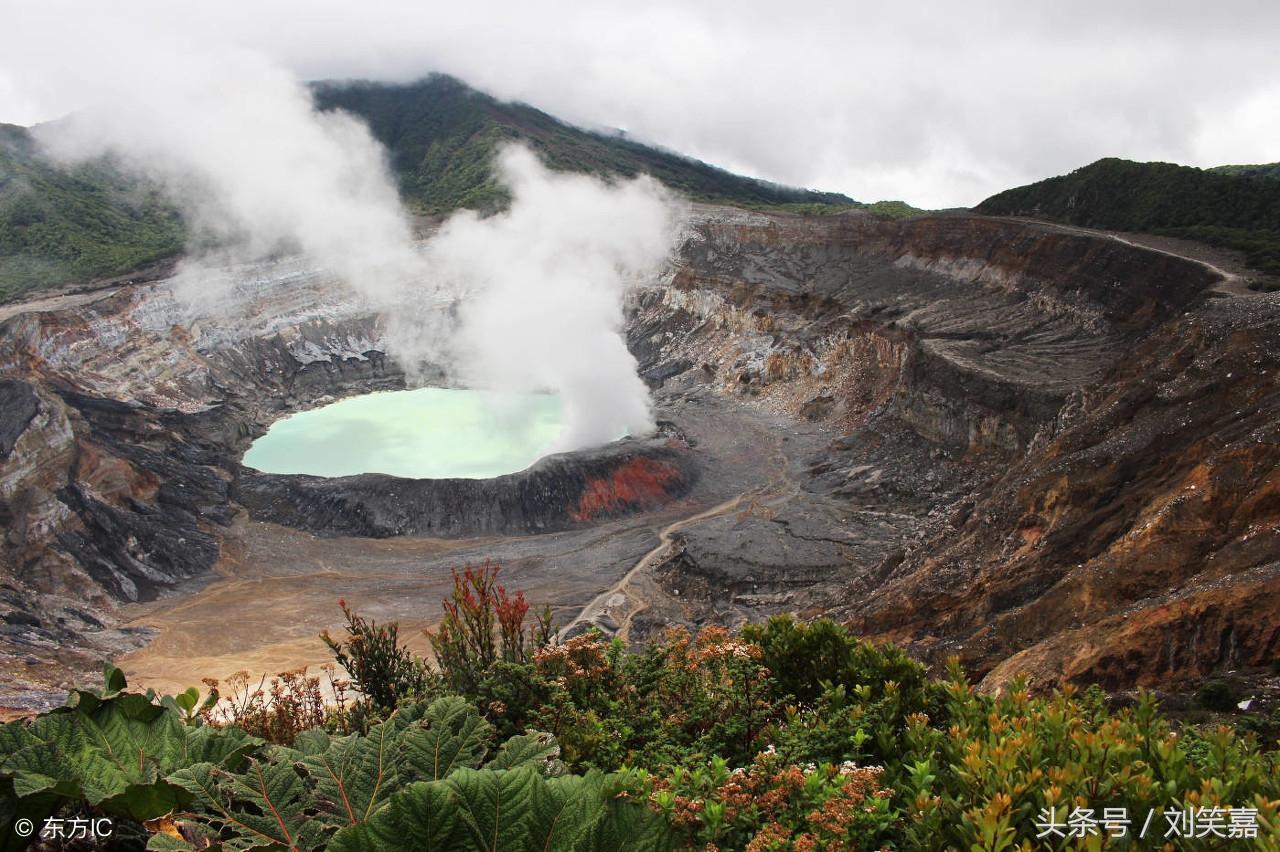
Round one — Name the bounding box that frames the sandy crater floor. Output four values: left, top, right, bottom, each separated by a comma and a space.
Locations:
117, 394, 811, 696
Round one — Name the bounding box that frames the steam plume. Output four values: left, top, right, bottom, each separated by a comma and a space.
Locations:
429, 145, 681, 450
32, 41, 682, 453
37, 46, 430, 317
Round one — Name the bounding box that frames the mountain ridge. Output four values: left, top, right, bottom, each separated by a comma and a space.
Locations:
0, 123, 184, 301
976, 156, 1280, 283
0, 75, 898, 303
311, 74, 865, 213
1211, 161, 1280, 180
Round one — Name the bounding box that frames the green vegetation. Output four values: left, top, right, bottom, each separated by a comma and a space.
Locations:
0, 124, 184, 303
1197, 680, 1240, 713
976, 157, 1280, 283
311, 76, 862, 215
1211, 163, 1280, 181
1, 76, 925, 304
2, 565, 1277, 850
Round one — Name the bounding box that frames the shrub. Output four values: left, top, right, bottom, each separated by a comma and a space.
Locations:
1197, 679, 1238, 713
201, 666, 345, 743
743, 615, 941, 767
425, 563, 554, 697
6, 583, 1280, 849
742, 615, 930, 707
524, 632, 635, 770
617, 625, 784, 770
895, 663, 1280, 849
322, 598, 431, 715
417, 563, 558, 741
1239, 708, 1280, 750
640, 747, 896, 850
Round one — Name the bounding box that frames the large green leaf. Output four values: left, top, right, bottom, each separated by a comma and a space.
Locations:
303, 723, 401, 829
1, 700, 230, 821
0, 725, 37, 765
526, 772, 608, 850
300, 695, 493, 830
79, 693, 188, 806
399, 696, 493, 782
326, 781, 462, 852
1, 714, 85, 800
169, 758, 328, 851
183, 724, 261, 772
289, 727, 332, 757
0, 675, 264, 829
449, 766, 543, 852
328, 767, 673, 852
2, 681, 629, 851
485, 731, 565, 776
587, 782, 677, 852
145, 834, 198, 851
0, 778, 62, 852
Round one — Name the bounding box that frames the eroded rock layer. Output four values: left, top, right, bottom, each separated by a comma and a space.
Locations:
0, 261, 694, 699
234, 440, 697, 538
1, 205, 1276, 703
625, 208, 1276, 690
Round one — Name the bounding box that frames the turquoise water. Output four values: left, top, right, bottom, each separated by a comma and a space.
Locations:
242, 388, 564, 479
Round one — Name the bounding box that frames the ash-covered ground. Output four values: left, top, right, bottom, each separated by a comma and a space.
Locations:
2, 205, 1277, 711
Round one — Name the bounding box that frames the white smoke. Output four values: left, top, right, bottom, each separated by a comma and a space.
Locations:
429, 145, 681, 450
36, 45, 430, 318
30, 38, 682, 452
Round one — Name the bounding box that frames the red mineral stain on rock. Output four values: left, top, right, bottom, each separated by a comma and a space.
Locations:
571, 457, 683, 522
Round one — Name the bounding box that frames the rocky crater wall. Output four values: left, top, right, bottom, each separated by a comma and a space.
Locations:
0, 205, 1265, 700
626, 207, 1274, 690
234, 439, 697, 538
0, 262, 695, 678
636, 209, 1216, 458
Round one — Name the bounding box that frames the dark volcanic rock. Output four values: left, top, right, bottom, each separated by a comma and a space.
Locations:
55, 388, 236, 526
0, 380, 38, 460
233, 439, 699, 537
628, 207, 1276, 691
0, 203, 1270, 701
55, 483, 218, 602
840, 292, 1280, 689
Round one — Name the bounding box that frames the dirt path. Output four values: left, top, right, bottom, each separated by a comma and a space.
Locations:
558, 491, 754, 642
1102, 231, 1247, 295
559, 421, 798, 642
0, 287, 121, 322
1008, 217, 1252, 296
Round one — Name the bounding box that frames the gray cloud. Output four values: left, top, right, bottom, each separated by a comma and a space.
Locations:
2, 0, 1278, 207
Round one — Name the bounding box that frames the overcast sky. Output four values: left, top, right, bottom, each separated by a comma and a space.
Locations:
2, 0, 1278, 208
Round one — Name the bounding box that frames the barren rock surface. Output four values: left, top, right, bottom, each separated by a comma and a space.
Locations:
1, 204, 1275, 707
